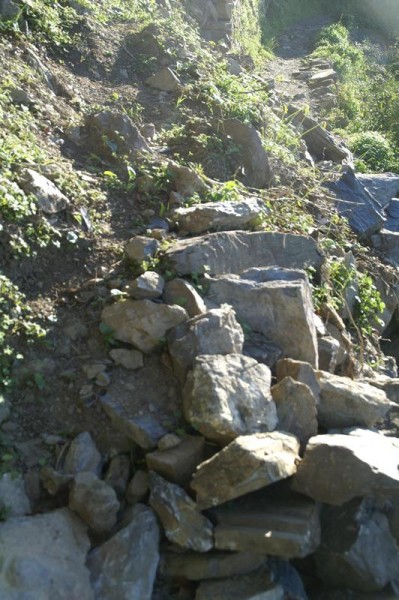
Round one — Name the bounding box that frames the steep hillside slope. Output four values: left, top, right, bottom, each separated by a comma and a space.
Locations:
1, 1, 399, 598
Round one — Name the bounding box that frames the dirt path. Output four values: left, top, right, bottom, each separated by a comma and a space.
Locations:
264, 14, 334, 107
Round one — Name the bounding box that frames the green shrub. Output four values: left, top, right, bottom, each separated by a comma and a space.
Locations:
348, 131, 399, 172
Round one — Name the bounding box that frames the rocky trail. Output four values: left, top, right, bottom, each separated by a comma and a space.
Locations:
2, 1, 399, 599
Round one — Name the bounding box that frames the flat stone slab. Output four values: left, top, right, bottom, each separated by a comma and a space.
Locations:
210, 487, 320, 559
292, 429, 399, 505
195, 568, 283, 600
161, 550, 267, 581
170, 197, 265, 234
357, 173, 399, 209
163, 231, 324, 276
192, 432, 300, 509
316, 371, 392, 429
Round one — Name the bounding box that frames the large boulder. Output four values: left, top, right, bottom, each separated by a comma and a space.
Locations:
315, 499, 399, 592
149, 472, 213, 552
0, 508, 93, 599
170, 197, 265, 234
184, 354, 277, 444
163, 231, 324, 276
316, 371, 392, 429
292, 429, 399, 505
168, 305, 244, 383
191, 432, 300, 509
221, 119, 274, 188
101, 299, 188, 353
208, 272, 318, 367
88, 504, 160, 600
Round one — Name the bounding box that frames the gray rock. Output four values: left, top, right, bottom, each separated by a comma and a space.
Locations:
145, 67, 181, 91
104, 454, 131, 498
163, 278, 207, 317
0, 0, 19, 19
83, 110, 150, 161
168, 304, 244, 383
62, 431, 102, 476
308, 68, 338, 86
0, 395, 10, 424
88, 504, 159, 600
208, 274, 318, 368
0, 508, 93, 599
20, 169, 69, 214
184, 354, 277, 445
365, 376, 399, 405
0, 473, 31, 517
222, 119, 274, 188
243, 333, 283, 369
276, 358, 320, 402
269, 559, 309, 600
40, 466, 73, 496
315, 499, 399, 592
100, 359, 180, 449
25, 47, 56, 92
316, 371, 391, 429
124, 236, 160, 263
317, 335, 340, 373
195, 569, 284, 600
168, 161, 209, 197
163, 231, 324, 276
158, 433, 181, 451
69, 472, 120, 534
100, 393, 168, 449
211, 486, 320, 558
161, 550, 267, 580
149, 472, 213, 552
101, 298, 188, 353
292, 429, 399, 505
357, 173, 399, 209
289, 107, 351, 163
109, 348, 144, 370
326, 168, 386, 237
126, 271, 164, 299
171, 197, 266, 234
271, 377, 318, 447
10, 87, 33, 106
192, 432, 300, 509
146, 435, 205, 485
126, 470, 149, 504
